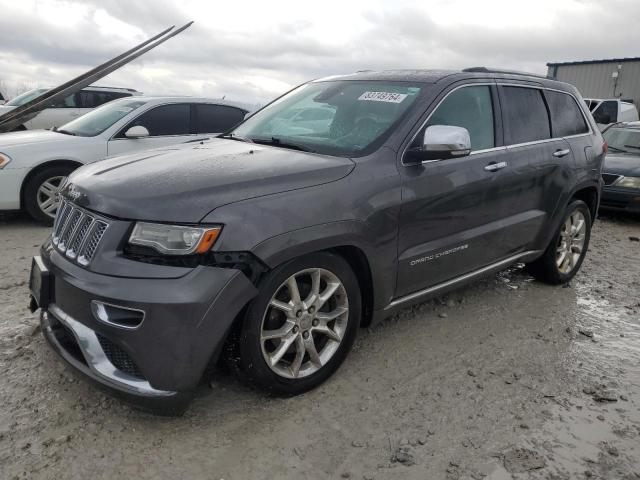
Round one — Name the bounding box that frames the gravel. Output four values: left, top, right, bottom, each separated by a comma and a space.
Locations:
1, 211, 639, 479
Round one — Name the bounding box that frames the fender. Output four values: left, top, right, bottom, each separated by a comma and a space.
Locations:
251, 220, 397, 312
535, 178, 601, 255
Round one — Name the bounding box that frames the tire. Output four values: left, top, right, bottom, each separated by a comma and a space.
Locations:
526, 200, 592, 284
238, 252, 361, 395
23, 165, 75, 225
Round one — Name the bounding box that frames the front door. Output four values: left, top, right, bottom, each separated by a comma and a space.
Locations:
107, 103, 203, 157
396, 83, 512, 297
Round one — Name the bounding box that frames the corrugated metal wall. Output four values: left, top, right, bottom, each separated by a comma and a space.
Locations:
547, 61, 640, 106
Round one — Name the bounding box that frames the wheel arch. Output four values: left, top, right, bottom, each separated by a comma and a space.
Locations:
20, 159, 83, 208
569, 185, 600, 220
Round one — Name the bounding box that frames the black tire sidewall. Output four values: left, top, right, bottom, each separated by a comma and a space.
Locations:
239, 252, 361, 395
24, 166, 75, 225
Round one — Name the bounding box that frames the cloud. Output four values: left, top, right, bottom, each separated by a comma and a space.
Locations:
1, 0, 640, 104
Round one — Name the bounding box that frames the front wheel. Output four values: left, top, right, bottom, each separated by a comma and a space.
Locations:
527, 200, 592, 284
23, 166, 75, 225
238, 252, 361, 395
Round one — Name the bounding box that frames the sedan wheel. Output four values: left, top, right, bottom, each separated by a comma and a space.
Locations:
260, 268, 349, 379
37, 175, 66, 219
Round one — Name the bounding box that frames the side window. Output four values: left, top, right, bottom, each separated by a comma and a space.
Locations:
502, 87, 550, 144
194, 104, 246, 133
545, 91, 589, 137
119, 104, 190, 137
78, 91, 131, 108
50, 94, 77, 108
422, 85, 495, 151
593, 100, 618, 124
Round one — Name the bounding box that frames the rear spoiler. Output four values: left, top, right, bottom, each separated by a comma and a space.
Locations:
0, 22, 193, 133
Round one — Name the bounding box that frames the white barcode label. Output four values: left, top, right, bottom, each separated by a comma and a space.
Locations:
358, 91, 408, 103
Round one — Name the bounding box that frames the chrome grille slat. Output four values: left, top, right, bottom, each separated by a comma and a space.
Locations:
78, 220, 108, 266
51, 201, 109, 267
66, 216, 94, 259
58, 209, 83, 252
52, 201, 72, 244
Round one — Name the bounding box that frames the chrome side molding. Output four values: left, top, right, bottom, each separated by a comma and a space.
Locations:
385, 250, 541, 310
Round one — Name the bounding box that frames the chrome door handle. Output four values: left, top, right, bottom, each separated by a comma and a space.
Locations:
553, 149, 571, 158
484, 161, 507, 172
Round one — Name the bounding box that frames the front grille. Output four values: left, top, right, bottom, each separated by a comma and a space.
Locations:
96, 334, 145, 379
602, 173, 623, 186
52, 199, 108, 267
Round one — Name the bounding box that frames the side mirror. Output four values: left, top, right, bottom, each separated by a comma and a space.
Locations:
124, 125, 150, 138
405, 125, 471, 164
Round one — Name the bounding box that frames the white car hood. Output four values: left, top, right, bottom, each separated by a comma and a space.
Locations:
0, 129, 84, 149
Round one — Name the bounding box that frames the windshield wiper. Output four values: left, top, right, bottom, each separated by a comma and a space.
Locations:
252, 137, 316, 153
219, 132, 254, 143
607, 145, 627, 153
54, 128, 77, 136
623, 144, 640, 150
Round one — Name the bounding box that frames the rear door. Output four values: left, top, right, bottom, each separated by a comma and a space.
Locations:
544, 89, 597, 194
25, 93, 79, 129
396, 83, 513, 297
107, 103, 201, 156
496, 84, 575, 251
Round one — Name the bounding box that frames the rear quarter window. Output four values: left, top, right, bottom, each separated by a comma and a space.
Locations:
501, 86, 551, 145
545, 91, 589, 137
194, 104, 246, 133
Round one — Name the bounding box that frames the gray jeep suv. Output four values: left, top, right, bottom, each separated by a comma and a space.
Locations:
29, 68, 605, 413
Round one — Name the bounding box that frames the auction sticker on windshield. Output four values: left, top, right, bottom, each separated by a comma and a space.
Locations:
358, 91, 408, 103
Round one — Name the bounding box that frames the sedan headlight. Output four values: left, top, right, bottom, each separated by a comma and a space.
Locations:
616, 176, 640, 189
129, 222, 222, 255
0, 153, 11, 169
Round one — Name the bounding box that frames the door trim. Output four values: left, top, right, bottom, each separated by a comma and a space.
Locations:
385, 250, 541, 310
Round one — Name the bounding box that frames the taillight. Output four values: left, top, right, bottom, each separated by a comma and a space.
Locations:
603, 141, 608, 154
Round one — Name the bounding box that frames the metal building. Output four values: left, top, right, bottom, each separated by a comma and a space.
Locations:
547, 57, 640, 106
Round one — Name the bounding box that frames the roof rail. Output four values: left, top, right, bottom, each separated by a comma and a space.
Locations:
88, 86, 140, 92
463, 67, 550, 80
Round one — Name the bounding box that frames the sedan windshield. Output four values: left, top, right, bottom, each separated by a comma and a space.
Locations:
603, 127, 640, 154
6, 88, 49, 106
58, 99, 147, 137
231, 81, 423, 157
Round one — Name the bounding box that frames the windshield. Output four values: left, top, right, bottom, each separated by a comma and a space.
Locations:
6, 88, 49, 107
603, 127, 640, 154
231, 80, 423, 157
58, 98, 147, 137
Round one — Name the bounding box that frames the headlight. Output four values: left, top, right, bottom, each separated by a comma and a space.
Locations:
129, 222, 222, 255
616, 176, 640, 189
0, 153, 11, 169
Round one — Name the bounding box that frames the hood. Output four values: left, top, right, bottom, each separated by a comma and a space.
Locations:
603, 153, 640, 176
0, 129, 83, 149
68, 138, 355, 223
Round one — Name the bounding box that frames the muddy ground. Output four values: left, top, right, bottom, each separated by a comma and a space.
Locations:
0, 211, 638, 479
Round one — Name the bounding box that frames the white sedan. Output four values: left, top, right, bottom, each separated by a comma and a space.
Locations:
0, 97, 249, 223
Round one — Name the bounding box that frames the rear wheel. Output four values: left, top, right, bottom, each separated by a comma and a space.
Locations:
527, 200, 592, 284
24, 165, 75, 225
238, 252, 361, 395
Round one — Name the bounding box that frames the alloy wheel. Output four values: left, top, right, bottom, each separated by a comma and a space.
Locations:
260, 268, 349, 379
556, 210, 586, 274
37, 175, 66, 219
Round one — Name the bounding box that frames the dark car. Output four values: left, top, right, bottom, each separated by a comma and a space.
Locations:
600, 122, 640, 213
29, 68, 605, 413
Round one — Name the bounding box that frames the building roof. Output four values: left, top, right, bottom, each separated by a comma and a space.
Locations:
547, 57, 640, 67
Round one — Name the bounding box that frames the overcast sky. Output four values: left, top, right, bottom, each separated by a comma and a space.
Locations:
1, 0, 639, 105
